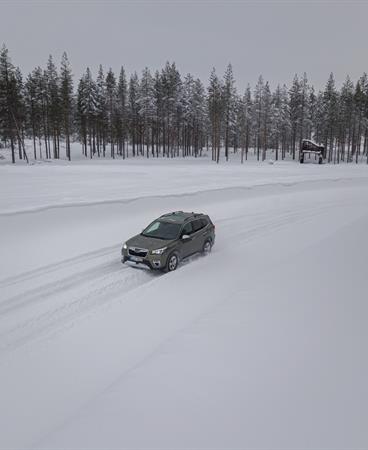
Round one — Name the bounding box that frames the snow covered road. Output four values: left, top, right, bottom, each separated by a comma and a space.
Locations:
0, 160, 367, 449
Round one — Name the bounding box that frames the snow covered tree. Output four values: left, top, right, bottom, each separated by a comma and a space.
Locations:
128, 72, 140, 157
270, 84, 283, 160
25, 70, 40, 159
191, 78, 206, 157
60, 52, 73, 160
138, 67, 156, 158
208, 68, 223, 163
299, 72, 310, 150
223, 64, 236, 161
105, 68, 117, 158
253, 75, 265, 161
161, 62, 182, 157
95, 65, 107, 157
237, 85, 252, 163
289, 74, 301, 159
338, 76, 354, 162
0, 45, 17, 162
2, 45, 368, 165
45, 55, 61, 159
322, 73, 338, 162
261, 81, 272, 161
117, 66, 128, 158
180, 73, 194, 157
77, 68, 97, 158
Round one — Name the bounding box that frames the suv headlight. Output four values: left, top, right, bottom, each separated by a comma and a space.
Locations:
151, 247, 167, 255
122, 243, 127, 250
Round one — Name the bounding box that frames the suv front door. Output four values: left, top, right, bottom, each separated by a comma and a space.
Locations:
180, 221, 195, 258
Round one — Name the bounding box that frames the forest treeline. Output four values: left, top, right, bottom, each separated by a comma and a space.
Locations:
0, 44, 367, 164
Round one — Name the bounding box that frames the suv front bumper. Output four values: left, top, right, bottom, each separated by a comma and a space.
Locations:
121, 250, 167, 270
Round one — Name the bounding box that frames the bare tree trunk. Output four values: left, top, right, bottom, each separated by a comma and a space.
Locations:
11, 110, 28, 163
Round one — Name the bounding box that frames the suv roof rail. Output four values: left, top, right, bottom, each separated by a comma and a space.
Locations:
184, 212, 203, 221
159, 211, 204, 221
160, 211, 183, 217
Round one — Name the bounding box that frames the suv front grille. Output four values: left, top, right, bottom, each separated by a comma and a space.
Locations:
128, 247, 148, 258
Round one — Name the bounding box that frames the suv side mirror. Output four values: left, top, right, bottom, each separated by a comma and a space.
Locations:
181, 234, 190, 241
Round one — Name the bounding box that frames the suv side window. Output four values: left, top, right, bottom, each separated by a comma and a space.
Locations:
192, 219, 205, 233
181, 222, 193, 236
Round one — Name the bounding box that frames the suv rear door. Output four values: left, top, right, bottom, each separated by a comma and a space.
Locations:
190, 218, 209, 253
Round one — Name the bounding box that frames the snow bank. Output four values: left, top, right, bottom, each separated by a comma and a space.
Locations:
1, 157, 368, 215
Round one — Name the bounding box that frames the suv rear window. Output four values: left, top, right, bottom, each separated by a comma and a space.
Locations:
200, 218, 208, 228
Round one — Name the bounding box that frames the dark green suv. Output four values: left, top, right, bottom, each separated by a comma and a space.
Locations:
121, 211, 215, 272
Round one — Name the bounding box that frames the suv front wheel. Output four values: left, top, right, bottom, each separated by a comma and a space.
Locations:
165, 252, 179, 272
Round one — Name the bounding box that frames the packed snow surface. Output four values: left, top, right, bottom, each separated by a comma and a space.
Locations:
0, 157, 367, 449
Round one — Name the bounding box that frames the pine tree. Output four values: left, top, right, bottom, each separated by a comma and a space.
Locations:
95, 65, 107, 157
253, 75, 265, 161
138, 67, 156, 158
323, 73, 338, 162
299, 73, 310, 150
208, 68, 223, 163
129, 72, 140, 157
271, 84, 282, 160
13, 67, 28, 162
191, 78, 206, 157
0, 45, 16, 162
45, 55, 61, 158
153, 70, 164, 157
60, 52, 73, 160
289, 74, 301, 159
25, 70, 39, 159
223, 64, 236, 161
77, 68, 97, 158
307, 86, 316, 140
358, 73, 368, 163
181, 73, 194, 157
117, 66, 128, 158
161, 62, 182, 157
262, 81, 272, 161
338, 76, 354, 162
105, 68, 117, 159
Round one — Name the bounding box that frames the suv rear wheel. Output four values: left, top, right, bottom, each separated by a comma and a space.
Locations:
202, 239, 212, 255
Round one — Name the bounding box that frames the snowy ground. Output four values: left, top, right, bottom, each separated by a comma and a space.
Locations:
0, 157, 367, 449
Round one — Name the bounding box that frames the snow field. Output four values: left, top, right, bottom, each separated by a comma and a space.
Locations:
0, 158, 367, 449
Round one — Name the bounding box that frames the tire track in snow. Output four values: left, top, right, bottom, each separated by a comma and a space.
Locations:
218, 202, 327, 247
0, 263, 161, 355
0, 243, 119, 288
0, 257, 121, 316
0, 193, 346, 357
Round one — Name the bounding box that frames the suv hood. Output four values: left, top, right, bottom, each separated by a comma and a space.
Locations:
126, 234, 175, 250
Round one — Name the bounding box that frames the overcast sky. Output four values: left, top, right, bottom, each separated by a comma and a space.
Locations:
1, 0, 367, 91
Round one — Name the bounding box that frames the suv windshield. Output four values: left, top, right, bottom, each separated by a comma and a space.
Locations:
141, 220, 181, 240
